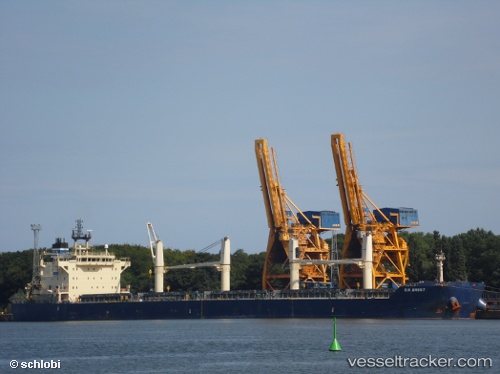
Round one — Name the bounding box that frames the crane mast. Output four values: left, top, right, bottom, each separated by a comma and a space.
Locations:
331, 133, 418, 289
147, 222, 164, 293
255, 138, 337, 290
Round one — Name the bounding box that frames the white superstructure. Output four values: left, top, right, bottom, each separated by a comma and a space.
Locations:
36, 221, 130, 302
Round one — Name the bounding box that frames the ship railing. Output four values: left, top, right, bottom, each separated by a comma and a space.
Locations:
132, 288, 394, 303
79, 293, 132, 303
276, 289, 393, 300
481, 286, 500, 310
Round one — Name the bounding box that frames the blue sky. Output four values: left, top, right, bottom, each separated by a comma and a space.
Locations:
1, 1, 499, 254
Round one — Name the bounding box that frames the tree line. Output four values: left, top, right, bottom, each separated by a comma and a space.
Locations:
1, 228, 499, 311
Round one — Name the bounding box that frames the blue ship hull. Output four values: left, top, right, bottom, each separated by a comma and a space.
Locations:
12, 282, 484, 321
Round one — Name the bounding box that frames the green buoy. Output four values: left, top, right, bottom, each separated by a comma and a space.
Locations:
329, 317, 342, 351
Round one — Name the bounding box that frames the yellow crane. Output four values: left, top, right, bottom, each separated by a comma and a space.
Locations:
255, 138, 340, 290
331, 133, 419, 289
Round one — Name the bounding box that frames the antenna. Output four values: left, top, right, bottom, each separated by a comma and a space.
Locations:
71, 219, 92, 247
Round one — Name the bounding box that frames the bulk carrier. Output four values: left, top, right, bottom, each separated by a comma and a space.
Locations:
11, 135, 487, 321
12, 221, 485, 322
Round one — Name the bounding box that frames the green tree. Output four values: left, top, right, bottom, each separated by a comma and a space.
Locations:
405, 232, 435, 281
443, 236, 467, 281
230, 249, 250, 290
0, 250, 33, 310
244, 252, 266, 290
458, 229, 500, 287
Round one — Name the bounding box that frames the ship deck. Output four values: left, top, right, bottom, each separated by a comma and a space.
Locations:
137, 288, 394, 303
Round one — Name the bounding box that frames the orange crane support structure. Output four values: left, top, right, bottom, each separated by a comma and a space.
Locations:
255, 139, 336, 290
331, 134, 418, 289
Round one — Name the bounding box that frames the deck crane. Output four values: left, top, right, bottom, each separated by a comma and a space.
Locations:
255, 138, 340, 290
146, 222, 231, 292
331, 133, 419, 289
147, 222, 164, 293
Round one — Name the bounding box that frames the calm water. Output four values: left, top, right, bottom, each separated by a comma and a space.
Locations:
1, 319, 498, 373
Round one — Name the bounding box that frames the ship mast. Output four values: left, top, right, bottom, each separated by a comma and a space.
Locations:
29, 224, 42, 297
72, 219, 92, 251
435, 251, 446, 283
